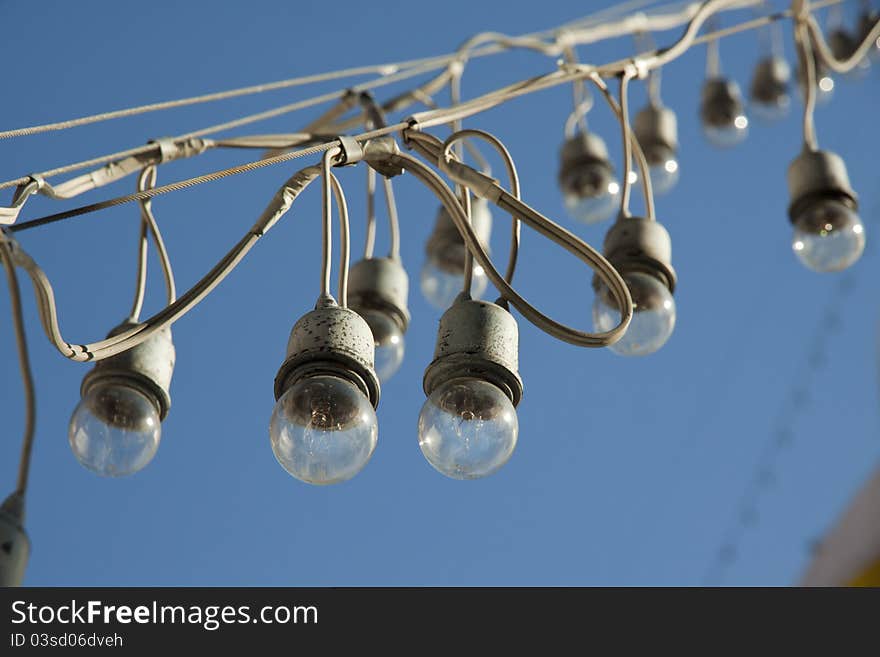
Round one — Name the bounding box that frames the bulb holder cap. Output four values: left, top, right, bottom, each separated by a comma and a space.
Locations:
274, 302, 380, 408
750, 56, 791, 104
423, 299, 522, 407
595, 216, 677, 293
558, 131, 614, 194
348, 257, 411, 332
633, 104, 679, 162
787, 149, 858, 222
80, 321, 175, 420
425, 202, 492, 274
700, 78, 745, 128
0, 494, 29, 587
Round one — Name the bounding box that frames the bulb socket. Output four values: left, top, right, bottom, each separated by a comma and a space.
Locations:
348, 257, 411, 332
700, 78, 745, 128
80, 321, 175, 420
787, 149, 858, 222
274, 302, 380, 408
0, 494, 28, 587
594, 216, 677, 293
558, 131, 614, 195
425, 203, 492, 274
423, 299, 522, 407
633, 104, 678, 164
750, 56, 791, 104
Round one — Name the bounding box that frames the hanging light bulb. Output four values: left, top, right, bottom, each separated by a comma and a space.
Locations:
700, 78, 749, 147
749, 56, 792, 120
633, 103, 680, 194
420, 199, 490, 309
348, 257, 410, 382
796, 49, 835, 104
593, 216, 677, 356
270, 300, 380, 485
558, 131, 621, 224
68, 322, 174, 477
418, 298, 522, 479
0, 493, 28, 586
787, 149, 865, 272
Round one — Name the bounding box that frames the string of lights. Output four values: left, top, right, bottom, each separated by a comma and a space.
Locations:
1, 0, 878, 586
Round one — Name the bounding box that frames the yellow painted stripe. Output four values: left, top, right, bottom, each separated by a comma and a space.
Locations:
847, 555, 880, 587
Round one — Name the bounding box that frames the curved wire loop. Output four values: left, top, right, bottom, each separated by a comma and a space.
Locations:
394, 134, 632, 348
439, 129, 522, 288
3, 155, 352, 362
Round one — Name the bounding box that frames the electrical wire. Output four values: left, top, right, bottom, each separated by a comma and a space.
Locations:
618, 68, 637, 219
0, 235, 36, 499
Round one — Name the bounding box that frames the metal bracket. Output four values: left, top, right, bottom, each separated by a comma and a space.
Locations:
363, 136, 403, 178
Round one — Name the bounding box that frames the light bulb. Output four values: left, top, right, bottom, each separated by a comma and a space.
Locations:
648, 157, 680, 195
562, 165, 620, 224
420, 251, 488, 309
270, 374, 378, 485
559, 132, 620, 224
360, 309, 405, 382
750, 56, 791, 121
791, 199, 865, 272
593, 271, 676, 356
418, 377, 518, 480
700, 78, 749, 147
68, 382, 162, 476
633, 104, 680, 194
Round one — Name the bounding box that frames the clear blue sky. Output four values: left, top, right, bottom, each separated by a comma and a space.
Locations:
1, 0, 877, 585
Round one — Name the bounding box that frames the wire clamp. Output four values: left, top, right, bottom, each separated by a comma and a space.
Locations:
334, 135, 364, 166
149, 137, 178, 163
363, 136, 403, 178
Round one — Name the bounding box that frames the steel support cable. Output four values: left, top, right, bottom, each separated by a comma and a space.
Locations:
0, 0, 646, 142
0, 236, 37, 499
0, 0, 833, 194
7, 123, 407, 233
388, 148, 632, 347
3, 1, 848, 233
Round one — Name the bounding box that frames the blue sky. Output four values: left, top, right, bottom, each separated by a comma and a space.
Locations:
1, 0, 878, 585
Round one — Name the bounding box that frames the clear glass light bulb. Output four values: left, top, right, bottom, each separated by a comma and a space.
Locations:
420, 251, 488, 310
361, 309, 405, 382
269, 375, 378, 485
593, 271, 676, 356
68, 383, 162, 477
563, 163, 620, 224
418, 378, 518, 480
703, 114, 748, 147
648, 157, 680, 195
791, 199, 865, 272
752, 94, 790, 121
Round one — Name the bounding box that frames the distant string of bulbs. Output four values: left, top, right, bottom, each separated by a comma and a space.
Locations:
0, 0, 877, 585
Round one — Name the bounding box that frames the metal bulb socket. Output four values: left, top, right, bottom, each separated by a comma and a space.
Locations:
423, 299, 522, 407
274, 301, 380, 408
348, 257, 410, 333
786, 149, 858, 222
593, 215, 677, 293
424, 203, 492, 275
700, 78, 746, 129
558, 131, 615, 199
633, 104, 679, 165
0, 494, 28, 586
79, 321, 175, 421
